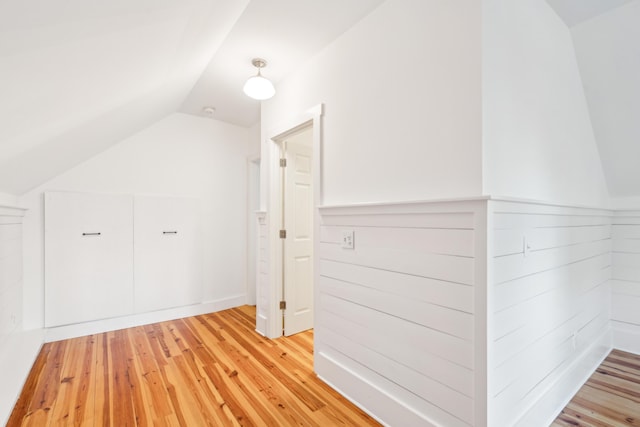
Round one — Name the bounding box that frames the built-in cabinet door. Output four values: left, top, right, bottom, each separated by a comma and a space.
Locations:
45, 192, 134, 327
133, 196, 202, 313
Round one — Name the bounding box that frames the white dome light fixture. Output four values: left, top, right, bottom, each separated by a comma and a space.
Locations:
243, 58, 275, 100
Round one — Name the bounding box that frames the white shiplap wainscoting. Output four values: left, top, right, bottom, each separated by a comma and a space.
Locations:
255, 211, 269, 336
317, 199, 489, 427
612, 210, 640, 354
0, 205, 44, 426
489, 200, 613, 427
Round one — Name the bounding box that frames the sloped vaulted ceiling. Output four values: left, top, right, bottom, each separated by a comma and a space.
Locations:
0, 0, 385, 196
0, 0, 249, 195
547, 0, 640, 198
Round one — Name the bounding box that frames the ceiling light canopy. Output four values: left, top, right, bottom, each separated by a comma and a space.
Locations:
243, 58, 275, 100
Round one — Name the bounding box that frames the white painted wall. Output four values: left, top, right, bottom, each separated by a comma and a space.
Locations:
20, 113, 251, 330
261, 0, 482, 206
482, 0, 609, 207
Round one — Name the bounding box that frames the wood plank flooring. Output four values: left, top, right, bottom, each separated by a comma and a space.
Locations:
7, 306, 380, 426
552, 349, 640, 427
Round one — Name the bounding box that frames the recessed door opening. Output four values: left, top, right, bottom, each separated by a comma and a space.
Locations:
277, 125, 314, 336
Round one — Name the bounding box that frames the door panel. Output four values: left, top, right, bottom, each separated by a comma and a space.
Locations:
133, 196, 202, 313
284, 138, 314, 336
44, 192, 134, 327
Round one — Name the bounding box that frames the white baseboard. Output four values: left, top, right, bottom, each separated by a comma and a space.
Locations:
514, 328, 612, 427
255, 314, 268, 337
45, 294, 246, 342
0, 328, 44, 426
315, 350, 438, 427
612, 321, 640, 355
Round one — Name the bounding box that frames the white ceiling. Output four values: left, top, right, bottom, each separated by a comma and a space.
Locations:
1, 0, 639, 199
180, 0, 386, 127
0, 0, 384, 195
546, 0, 633, 27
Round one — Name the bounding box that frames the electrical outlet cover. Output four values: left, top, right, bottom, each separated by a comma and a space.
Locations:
341, 230, 354, 249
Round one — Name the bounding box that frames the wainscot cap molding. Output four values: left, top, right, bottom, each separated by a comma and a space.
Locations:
0, 204, 27, 216
318, 196, 491, 211
486, 195, 612, 212
318, 196, 490, 216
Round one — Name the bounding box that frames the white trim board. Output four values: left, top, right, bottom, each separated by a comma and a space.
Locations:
613, 321, 640, 355
515, 329, 612, 427
45, 295, 246, 342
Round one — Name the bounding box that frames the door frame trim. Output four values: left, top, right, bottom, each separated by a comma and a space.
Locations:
264, 104, 323, 339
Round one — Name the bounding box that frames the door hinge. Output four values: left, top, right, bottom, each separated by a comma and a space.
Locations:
280, 301, 287, 310
280, 158, 287, 167
279, 229, 287, 239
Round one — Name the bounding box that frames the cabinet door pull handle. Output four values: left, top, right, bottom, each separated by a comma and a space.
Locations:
163, 231, 178, 234
82, 232, 101, 236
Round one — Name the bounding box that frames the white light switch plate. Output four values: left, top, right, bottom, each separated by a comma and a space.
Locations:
342, 230, 355, 249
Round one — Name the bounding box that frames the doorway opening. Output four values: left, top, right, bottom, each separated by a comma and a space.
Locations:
275, 126, 314, 336
260, 104, 322, 340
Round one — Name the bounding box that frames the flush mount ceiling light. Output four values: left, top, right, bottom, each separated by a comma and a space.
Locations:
243, 58, 275, 100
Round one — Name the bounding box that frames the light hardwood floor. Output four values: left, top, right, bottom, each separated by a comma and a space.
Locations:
552, 349, 640, 427
8, 306, 380, 426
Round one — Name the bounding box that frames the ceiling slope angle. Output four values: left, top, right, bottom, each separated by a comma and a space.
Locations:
569, 0, 640, 197
179, 0, 387, 127
546, 0, 634, 27
0, 0, 249, 195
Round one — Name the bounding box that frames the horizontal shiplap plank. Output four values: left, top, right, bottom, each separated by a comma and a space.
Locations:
320, 212, 474, 229
494, 213, 610, 230
612, 215, 640, 225
492, 282, 609, 369
0, 252, 22, 294
319, 310, 473, 395
320, 242, 474, 286
493, 254, 610, 312
0, 283, 20, 337
613, 266, 640, 283
493, 225, 610, 257
613, 238, 640, 254
0, 223, 21, 241
493, 301, 609, 395
321, 259, 473, 313
612, 293, 640, 325
321, 276, 473, 340
493, 268, 610, 340
0, 217, 23, 225
612, 225, 640, 239
613, 252, 640, 267
320, 293, 473, 368
611, 279, 640, 297
320, 226, 474, 257
494, 238, 611, 284
319, 326, 474, 425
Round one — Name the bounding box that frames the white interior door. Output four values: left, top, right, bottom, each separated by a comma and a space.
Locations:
44, 191, 134, 327
283, 135, 314, 336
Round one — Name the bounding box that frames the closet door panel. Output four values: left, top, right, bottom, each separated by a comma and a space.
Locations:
134, 196, 202, 313
45, 192, 134, 327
